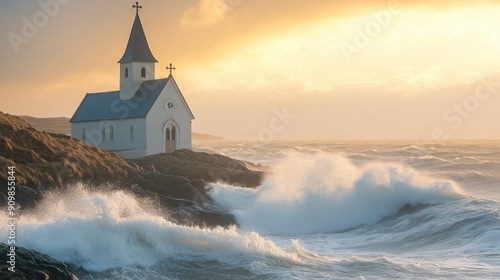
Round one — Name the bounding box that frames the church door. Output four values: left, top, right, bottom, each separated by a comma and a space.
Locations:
165, 126, 176, 153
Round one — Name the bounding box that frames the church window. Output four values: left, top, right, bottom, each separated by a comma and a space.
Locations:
110, 126, 114, 142
130, 126, 134, 141
125, 67, 128, 78
102, 127, 106, 142
82, 128, 86, 141
141, 67, 146, 78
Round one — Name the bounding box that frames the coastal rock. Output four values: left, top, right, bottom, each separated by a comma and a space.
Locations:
0, 243, 77, 280
129, 149, 266, 188
128, 171, 238, 227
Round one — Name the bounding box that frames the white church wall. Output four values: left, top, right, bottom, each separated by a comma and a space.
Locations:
71, 118, 146, 153
146, 78, 192, 155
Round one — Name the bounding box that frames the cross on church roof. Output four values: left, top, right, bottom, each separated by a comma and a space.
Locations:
133, 2, 142, 14
166, 63, 176, 75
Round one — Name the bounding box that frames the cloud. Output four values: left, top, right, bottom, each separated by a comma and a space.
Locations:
180, 0, 239, 28
330, 65, 444, 94
247, 71, 325, 94
387, 65, 443, 93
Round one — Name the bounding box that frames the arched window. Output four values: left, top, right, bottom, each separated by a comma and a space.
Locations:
125, 67, 128, 78
130, 126, 134, 141
141, 67, 146, 78
171, 126, 176, 142
110, 126, 114, 142
82, 128, 86, 142
102, 127, 106, 142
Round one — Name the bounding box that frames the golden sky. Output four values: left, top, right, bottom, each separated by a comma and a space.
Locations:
1, 0, 499, 139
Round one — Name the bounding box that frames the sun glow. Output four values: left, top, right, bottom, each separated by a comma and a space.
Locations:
186, 6, 500, 95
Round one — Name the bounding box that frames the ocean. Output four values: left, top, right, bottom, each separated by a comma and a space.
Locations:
4, 140, 500, 279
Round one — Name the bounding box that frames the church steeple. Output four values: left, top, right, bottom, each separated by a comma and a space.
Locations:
119, 2, 157, 100
118, 5, 157, 63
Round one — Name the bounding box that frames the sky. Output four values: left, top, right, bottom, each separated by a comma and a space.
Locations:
1, 0, 500, 140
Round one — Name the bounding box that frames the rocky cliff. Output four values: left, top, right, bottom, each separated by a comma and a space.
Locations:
0, 112, 133, 189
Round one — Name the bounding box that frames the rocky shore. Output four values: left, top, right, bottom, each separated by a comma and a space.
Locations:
0, 243, 77, 280
0, 112, 267, 278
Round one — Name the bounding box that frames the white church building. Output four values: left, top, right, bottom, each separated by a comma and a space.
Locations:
70, 4, 194, 159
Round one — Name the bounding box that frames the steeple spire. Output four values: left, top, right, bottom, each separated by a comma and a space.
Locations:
118, 4, 157, 63
119, 3, 158, 100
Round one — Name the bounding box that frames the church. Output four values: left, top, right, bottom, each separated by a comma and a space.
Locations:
70, 3, 194, 159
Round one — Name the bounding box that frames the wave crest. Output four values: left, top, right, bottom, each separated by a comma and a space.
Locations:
4, 185, 310, 272
210, 152, 463, 234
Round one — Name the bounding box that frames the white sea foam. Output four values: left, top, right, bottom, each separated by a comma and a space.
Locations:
209, 152, 463, 234
2, 185, 312, 272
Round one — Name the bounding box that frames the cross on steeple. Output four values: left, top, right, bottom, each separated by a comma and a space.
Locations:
166, 63, 176, 75
133, 2, 142, 14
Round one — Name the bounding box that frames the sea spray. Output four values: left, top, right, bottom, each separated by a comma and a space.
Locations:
209, 152, 463, 234
0, 184, 313, 272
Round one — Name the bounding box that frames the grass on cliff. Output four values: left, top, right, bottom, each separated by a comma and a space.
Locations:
0, 112, 134, 188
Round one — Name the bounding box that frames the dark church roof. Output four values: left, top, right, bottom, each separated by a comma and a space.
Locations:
118, 13, 157, 63
70, 78, 168, 123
